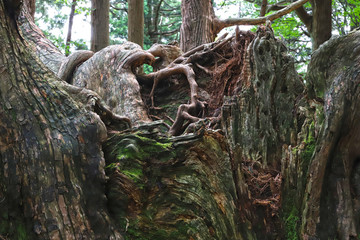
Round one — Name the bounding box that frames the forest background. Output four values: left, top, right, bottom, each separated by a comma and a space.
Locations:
35, 0, 360, 76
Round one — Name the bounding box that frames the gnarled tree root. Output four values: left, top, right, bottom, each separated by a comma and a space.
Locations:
57, 50, 94, 83
142, 64, 206, 135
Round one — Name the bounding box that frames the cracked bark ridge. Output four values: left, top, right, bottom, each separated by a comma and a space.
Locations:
220, 25, 305, 238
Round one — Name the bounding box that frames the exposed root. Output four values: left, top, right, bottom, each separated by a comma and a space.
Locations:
122, 51, 155, 73
130, 30, 256, 135
57, 50, 94, 83
140, 63, 205, 135
147, 44, 183, 71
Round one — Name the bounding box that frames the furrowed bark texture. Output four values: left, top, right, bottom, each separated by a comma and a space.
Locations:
300, 30, 360, 239
0, 2, 122, 239
180, 0, 218, 52
102, 26, 305, 239
219, 25, 305, 239
222, 26, 304, 168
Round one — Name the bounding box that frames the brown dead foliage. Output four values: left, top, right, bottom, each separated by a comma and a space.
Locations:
207, 29, 255, 112
242, 157, 282, 217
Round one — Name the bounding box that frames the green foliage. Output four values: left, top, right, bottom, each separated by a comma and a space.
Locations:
109, 0, 181, 49
282, 188, 300, 240
284, 207, 299, 240
271, 12, 312, 75
35, 0, 90, 54
300, 121, 316, 170
16, 223, 27, 240
333, 0, 360, 34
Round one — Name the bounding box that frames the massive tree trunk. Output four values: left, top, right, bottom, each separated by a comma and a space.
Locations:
299, 30, 360, 239
0, 1, 122, 239
128, 0, 144, 48
91, 0, 110, 52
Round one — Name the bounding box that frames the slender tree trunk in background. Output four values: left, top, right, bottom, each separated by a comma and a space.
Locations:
128, 0, 144, 48
65, 0, 76, 56
180, 0, 218, 52
311, 0, 332, 50
28, 0, 36, 20
295, 0, 332, 50
260, 0, 268, 16
146, 0, 153, 42
91, 0, 110, 52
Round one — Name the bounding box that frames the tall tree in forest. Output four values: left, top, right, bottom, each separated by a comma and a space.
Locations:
65, 0, 77, 56
91, 0, 110, 52
295, 0, 332, 50
145, 0, 181, 45
245, 0, 332, 51
128, 0, 144, 48
110, 0, 181, 49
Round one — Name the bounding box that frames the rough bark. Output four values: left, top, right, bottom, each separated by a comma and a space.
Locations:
128, 0, 144, 48
91, 0, 110, 52
103, 25, 305, 239
0, 1, 125, 239
104, 125, 256, 240
180, 0, 218, 52
300, 30, 360, 240
28, 0, 35, 20
3, 0, 360, 239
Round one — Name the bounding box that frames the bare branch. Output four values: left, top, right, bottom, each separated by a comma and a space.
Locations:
267, 0, 291, 12
218, 0, 309, 30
